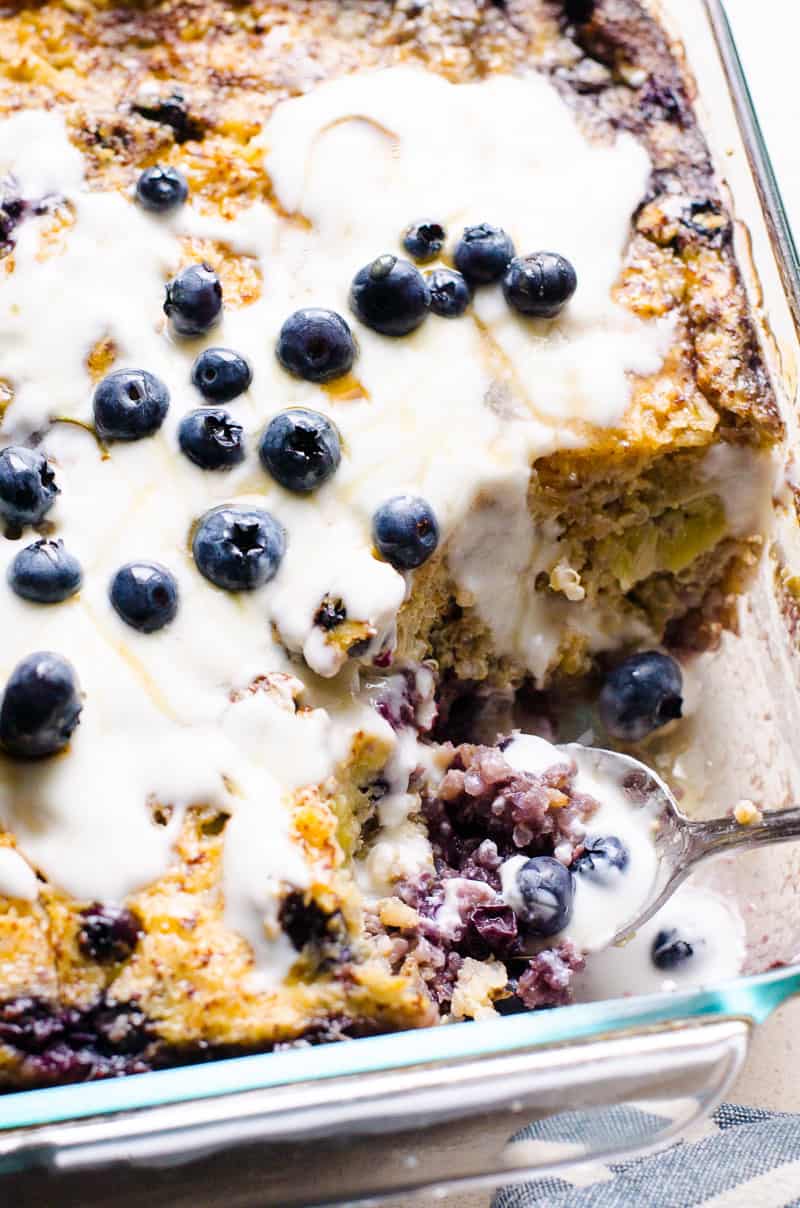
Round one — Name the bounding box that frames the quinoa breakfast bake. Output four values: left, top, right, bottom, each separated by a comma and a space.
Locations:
0, 0, 784, 1088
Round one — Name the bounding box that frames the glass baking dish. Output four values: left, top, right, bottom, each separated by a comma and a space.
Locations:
3, 1, 800, 1203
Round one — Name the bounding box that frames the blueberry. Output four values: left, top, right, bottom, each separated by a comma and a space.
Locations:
349, 255, 430, 337
0, 446, 59, 528
259, 408, 341, 494
9, 539, 82, 604
134, 165, 188, 213
192, 505, 285, 591
178, 408, 245, 470
109, 562, 178, 633
599, 651, 683, 742
426, 268, 471, 318
503, 252, 577, 318
373, 495, 439, 571
515, 856, 574, 937
191, 347, 252, 403
572, 835, 629, 884
402, 219, 446, 263
564, 0, 595, 21
132, 89, 204, 143
78, 905, 141, 963
276, 308, 356, 383
651, 927, 694, 970
453, 223, 515, 285
93, 369, 170, 442
164, 262, 222, 336
0, 651, 82, 759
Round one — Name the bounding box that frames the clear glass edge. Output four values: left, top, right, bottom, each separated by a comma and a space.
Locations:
2, 965, 799, 1131
1, 0, 800, 1134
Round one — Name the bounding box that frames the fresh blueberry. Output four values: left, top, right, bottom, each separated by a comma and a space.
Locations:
109, 562, 179, 633
402, 219, 446, 264
651, 927, 694, 970
599, 651, 683, 742
134, 165, 188, 213
78, 904, 141, 963
349, 255, 430, 337
373, 495, 439, 571
93, 369, 169, 442
280, 306, 357, 381
191, 347, 252, 403
515, 856, 574, 937
0, 651, 82, 759
192, 505, 285, 591
132, 88, 204, 143
164, 263, 222, 336
426, 268, 471, 318
276, 308, 356, 383
453, 223, 515, 285
0, 446, 59, 528
503, 252, 577, 318
259, 408, 341, 494
572, 835, 629, 884
9, 539, 82, 604
178, 408, 245, 470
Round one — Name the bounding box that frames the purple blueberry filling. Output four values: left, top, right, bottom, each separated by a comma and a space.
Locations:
387, 743, 595, 1011
0, 997, 153, 1087
78, 904, 142, 963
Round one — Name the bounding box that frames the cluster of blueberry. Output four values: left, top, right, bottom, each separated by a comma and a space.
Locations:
349, 220, 578, 337
513, 844, 695, 973
514, 839, 628, 938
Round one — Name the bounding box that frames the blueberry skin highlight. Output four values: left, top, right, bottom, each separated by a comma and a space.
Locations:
9, 539, 82, 604
178, 408, 245, 471
572, 835, 629, 885
402, 219, 446, 264
503, 251, 577, 318
135, 165, 188, 213
515, 855, 574, 937
426, 268, 471, 318
191, 347, 252, 403
0, 651, 82, 759
651, 927, 694, 971
598, 651, 683, 742
93, 369, 170, 442
349, 255, 430, 337
277, 309, 356, 384
164, 263, 223, 336
0, 446, 59, 528
78, 904, 142, 963
453, 223, 515, 285
372, 495, 439, 571
192, 505, 285, 591
259, 409, 341, 494
110, 562, 179, 633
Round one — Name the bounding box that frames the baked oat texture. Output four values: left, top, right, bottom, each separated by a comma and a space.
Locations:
0, 0, 782, 1087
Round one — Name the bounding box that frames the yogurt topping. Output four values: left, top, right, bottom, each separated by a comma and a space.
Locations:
500, 734, 661, 953
0, 66, 673, 971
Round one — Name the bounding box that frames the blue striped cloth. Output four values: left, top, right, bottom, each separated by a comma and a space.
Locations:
493, 1104, 800, 1207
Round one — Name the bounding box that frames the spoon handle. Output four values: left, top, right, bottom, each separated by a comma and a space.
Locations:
611, 805, 800, 945
683, 805, 800, 865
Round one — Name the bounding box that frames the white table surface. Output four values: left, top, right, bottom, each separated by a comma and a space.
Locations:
407, 8, 800, 1206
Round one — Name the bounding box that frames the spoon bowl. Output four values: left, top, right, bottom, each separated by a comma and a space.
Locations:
561, 743, 800, 947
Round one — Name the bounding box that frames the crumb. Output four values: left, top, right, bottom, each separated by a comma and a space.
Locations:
733, 799, 763, 826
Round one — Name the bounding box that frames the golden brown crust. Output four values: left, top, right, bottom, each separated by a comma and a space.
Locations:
0, 0, 784, 1084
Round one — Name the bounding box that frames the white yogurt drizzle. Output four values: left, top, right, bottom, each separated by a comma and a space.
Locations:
0, 67, 736, 975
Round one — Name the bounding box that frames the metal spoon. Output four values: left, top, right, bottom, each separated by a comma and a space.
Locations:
561, 743, 800, 946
